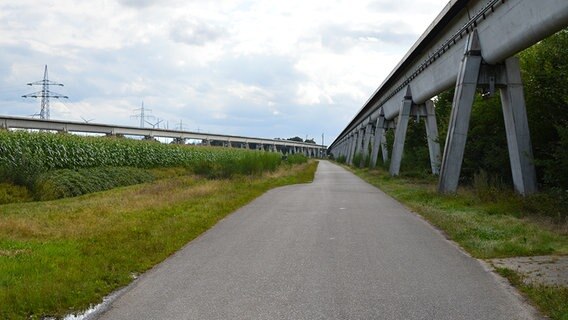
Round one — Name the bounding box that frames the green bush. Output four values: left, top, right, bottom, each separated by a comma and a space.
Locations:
285, 154, 308, 165
0, 183, 32, 204
352, 152, 363, 167
192, 152, 282, 179
33, 167, 155, 201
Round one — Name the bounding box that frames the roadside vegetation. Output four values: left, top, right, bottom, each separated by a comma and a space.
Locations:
497, 268, 568, 320
0, 130, 300, 202
0, 159, 317, 319
0, 128, 314, 318
337, 29, 568, 320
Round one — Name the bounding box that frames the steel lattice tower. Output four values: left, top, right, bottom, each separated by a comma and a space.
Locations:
131, 101, 154, 128
22, 65, 68, 120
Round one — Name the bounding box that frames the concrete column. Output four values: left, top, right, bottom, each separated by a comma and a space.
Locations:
352, 128, 364, 166
347, 133, 357, 165
499, 57, 537, 195
360, 122, 373, 167
438, 30, 482, 193
424, 100, 441, 175
370, 113, 389, 168
381, 124, 390, 164
370, 118, 381, 168
389, 86, 413, 176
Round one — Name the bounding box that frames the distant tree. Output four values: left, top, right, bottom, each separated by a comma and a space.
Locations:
170, 137, 185, 145
142, 136, 158, 142
429, 28, 568, 188
287, 136, 303, 142
520, 28, 568, 188
305, 138, 316, 144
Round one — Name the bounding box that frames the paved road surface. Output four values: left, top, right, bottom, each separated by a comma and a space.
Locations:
97, 161, 540, 320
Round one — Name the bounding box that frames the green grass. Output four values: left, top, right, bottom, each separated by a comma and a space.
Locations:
350, 167, 568, 259
0, 161, 318, 319
0, 183, 31, 205
346, 165, 567, 319
496, 268, 568, 320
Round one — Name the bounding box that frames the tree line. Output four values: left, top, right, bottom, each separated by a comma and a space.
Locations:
390, 28, 568, 191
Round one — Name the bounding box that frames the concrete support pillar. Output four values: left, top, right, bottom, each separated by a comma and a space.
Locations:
499, 57, 537, 195
438, 30, 482, 193
360, 122, 373, 167
389, 86, 413, 176
424, 100, 441, 175
347, 133, 357, 165
352, 128, 364, 166
370, 113, 389, 168
381, 125, 390, 164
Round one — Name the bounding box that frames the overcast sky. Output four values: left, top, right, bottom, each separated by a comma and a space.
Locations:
0, 0, 447, 145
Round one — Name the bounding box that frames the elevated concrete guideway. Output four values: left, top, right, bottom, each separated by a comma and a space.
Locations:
0, 115, 326, 156
96, 161, 540, 319
328, 0, 568, 194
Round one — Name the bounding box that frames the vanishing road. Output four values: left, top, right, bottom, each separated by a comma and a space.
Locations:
97, 161, 540, 320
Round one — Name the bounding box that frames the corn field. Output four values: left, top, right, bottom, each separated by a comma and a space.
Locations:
0, 131, 285, 186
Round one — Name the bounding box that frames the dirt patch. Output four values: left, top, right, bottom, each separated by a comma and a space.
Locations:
489, 255, 568, 286
0, 249, 30, 257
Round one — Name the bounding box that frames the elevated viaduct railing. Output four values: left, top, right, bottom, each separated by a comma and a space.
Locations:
328, 0, 568, 195
0, 115, 326, 158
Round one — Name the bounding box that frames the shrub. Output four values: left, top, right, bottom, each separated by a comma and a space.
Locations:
33, 167, 155, 201
352, 152, 363, 167
0, 183, 32, 204
285, 154, 308, 165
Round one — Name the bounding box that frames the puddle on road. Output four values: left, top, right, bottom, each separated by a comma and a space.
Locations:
43, 285, 131, 320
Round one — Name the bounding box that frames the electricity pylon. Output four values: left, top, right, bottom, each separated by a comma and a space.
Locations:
22, 65, 68, 120
131, 101, 154, 128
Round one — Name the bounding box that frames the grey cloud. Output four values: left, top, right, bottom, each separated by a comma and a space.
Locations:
215, 55, 304, 87
321, 24, 417, 52
117, 0, 167, 8
368, 0, 423, 13
170, 18, 226, 46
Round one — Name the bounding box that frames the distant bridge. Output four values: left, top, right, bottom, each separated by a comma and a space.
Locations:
328, 0, 568, 195
0, 115, 326, 157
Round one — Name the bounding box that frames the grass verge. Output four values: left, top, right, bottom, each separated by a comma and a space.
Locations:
496, 268, 568, 320
347, 166, 568, 320
350, 167, 567, 259
0, 161, 318, 319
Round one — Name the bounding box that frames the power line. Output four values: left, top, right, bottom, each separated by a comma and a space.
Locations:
22, 65, 68, 120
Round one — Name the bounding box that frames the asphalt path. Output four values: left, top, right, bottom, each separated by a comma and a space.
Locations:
96, 160, 540, 320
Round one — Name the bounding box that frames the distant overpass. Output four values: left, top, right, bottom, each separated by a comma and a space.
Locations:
328, 0, 568, 194
0, 115, 326, 157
